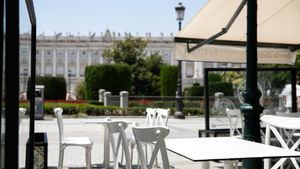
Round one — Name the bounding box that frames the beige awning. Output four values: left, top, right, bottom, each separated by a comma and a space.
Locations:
176, 0, 300, 64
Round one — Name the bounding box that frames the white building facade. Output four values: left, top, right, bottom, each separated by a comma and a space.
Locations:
19, 31, 243, 96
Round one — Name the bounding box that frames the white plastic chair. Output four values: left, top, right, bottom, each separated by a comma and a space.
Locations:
104, 118, 132, 169
132, 125, 170, 169
53, 107, 93, 169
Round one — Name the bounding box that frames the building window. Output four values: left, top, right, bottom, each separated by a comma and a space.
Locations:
36, 49, 41, 56
45, 49, 53, 57
81, 49, 87, 56
68, 49, 76, 57
20, 47, 29, 57
163, 51, 171, 64
186, 62, 194, 78
56, 49, 65, 57
91, 49, 101, 57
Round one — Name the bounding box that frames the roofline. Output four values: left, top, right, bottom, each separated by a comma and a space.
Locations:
174, 37, 299, 52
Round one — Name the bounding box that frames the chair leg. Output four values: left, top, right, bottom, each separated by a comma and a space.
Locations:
130, 144, 134, 166
58, 146, 64, 169
120, 147, 124, 166
86, 146, 92, 169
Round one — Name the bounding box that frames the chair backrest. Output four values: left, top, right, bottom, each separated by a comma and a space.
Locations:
226, 108, 243, 137
155, 108, 169, 126
104, 118, 132, 169
132, 125, 170, 169
53, 107, 64, 143
144, 108, 157, 127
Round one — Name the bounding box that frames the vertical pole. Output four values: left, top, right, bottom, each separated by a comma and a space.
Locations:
28, 25, 37, 169
291, 68, 297, 112
175, 20, 185, 119
5, 0, 19, 167
241, 0, 263, 168
204, 68, 210, 131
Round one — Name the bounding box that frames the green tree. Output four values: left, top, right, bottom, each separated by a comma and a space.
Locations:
160, 65, 178, 96
85, 64, 131, 100
102, 37, 164, 95
27, 76, 66, 100
75, 80, 85, 100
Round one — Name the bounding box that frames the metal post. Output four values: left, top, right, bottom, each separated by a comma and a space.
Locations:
174, 20, 185, 119
241, 0, 263, 168
68, 70, 71, 93
291, 68, 297, 112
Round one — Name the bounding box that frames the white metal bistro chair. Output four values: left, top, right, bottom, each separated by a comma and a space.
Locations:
53, 107, 93, 169
127, 108, 157, 164
225, 108, 243, 137
225, 108, 243, 169
104, 118, 132, 169
155, 108, 170, 126
261, 115, 300, 169
132, 124, 170, 169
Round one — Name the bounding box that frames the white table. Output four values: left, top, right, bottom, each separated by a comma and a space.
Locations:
84, 120, 110, 169
165, 137, 300, 169
261, 115, 300, 169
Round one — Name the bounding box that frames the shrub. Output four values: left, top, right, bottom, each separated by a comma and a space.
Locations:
208, 73, 222, 82
209, 81, 234, 96
184, 83, 204, 96
27, 76, 66, 100
160, 65, 178, 96
85, 64, 131, 100
20, 101, 204, 116
75, 80, 85, 100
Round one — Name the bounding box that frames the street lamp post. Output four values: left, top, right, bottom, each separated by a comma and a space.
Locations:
174, 2, 185, 119
68, 69, 71, 93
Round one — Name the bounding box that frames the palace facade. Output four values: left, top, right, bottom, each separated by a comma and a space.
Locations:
19, 30, 243, 96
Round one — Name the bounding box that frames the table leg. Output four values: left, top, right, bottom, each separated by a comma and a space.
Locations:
199, 161, 210, 169
223, 161, 235, 169
103, 126, 110, 169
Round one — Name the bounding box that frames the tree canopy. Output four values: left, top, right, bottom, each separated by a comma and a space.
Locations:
102, 37, 165, 95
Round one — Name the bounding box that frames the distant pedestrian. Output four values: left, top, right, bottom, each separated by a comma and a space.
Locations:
279, 83, 300, 112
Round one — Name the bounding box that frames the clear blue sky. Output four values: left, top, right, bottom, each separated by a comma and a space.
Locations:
33, 0, 207, 36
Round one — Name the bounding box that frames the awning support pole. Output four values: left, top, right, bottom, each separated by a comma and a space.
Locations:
241, 0, 263, 168
187, 0, 247, 53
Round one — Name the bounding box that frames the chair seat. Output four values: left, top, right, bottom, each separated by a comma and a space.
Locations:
63, 137, 93, 146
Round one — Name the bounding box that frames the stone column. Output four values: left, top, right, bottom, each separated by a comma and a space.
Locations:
98, 89, 106, 102
104, 91, 111, 106
120, 91, 129, 108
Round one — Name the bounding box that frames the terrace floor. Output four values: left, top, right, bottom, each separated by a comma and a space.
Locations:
19, 116, 235, 169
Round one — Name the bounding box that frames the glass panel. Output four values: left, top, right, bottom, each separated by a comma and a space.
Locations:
208, 70, 293, 130
19, 0, 31, 167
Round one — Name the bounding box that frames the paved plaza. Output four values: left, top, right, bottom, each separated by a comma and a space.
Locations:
19, 116, 233, 169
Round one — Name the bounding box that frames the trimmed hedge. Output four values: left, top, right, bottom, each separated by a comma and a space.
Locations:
160, 65, 178, 96
27, 76, 66, 100
184, 83, 204, 96
209, 82, 234, 96
20, 102, 204, 116
85, 64, 131, 100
